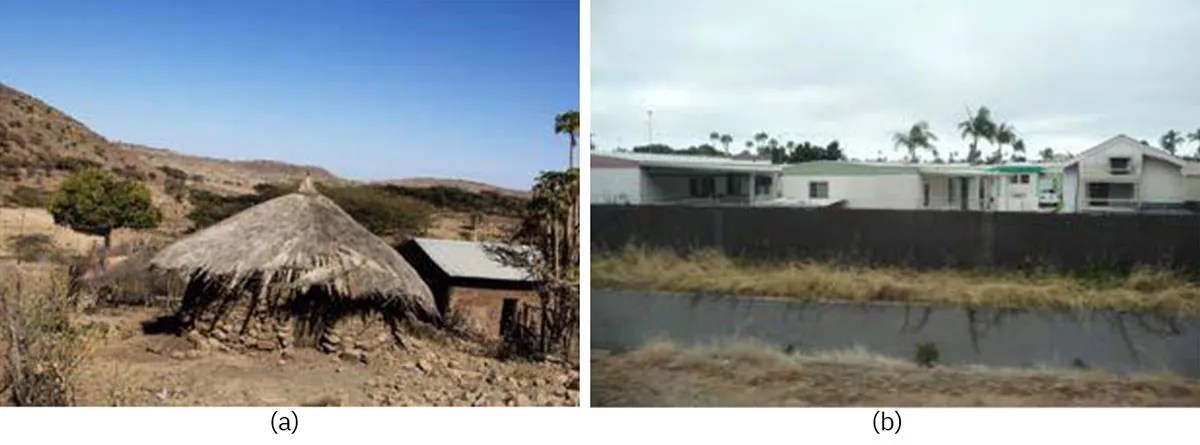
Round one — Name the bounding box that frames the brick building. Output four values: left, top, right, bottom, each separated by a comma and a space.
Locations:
398, 237, 538, 337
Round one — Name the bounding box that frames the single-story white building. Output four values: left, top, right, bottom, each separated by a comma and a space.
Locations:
591, 152, 783, 205
779, 161, 1063, 212
1061, 134, 1187, 213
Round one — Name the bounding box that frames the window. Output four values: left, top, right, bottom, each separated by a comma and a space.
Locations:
1086, 182, 1135, 207
923, 182, 930, 207
809, 181, 829, 199
947, 178, 955, 204
1020, 174, 1030, 184
755, 176, 773, 196
1109, 157, 1131, 174
1009, 175, 1019, 184
726, 174, 744, 196
689, 177, 715, 197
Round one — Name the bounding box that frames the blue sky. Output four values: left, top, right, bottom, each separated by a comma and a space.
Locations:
1, 0, 580, 190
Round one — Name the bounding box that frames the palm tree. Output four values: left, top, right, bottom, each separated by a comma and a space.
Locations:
753, 132, 769, 151
554, 111, 580, 169
719, 134, 733, 155
1186, 128, 1200, 157
892, 121, 938, 163
1011, 139, 1026, 162
1040, 147, 1055, 162
958, 106, 996, 164
993, 122, 1015, 161
1160, 130, 1185, 155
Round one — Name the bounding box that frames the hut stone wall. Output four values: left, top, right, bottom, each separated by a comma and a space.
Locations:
181, 291, 403, 362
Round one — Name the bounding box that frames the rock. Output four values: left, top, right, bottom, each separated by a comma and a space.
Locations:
514, 393, 532, 406
280, 348, 294, 360
335, 366, 344, 373
359, 351, 371, 364
323, 333, 341, 345
416, 360, 431, 374
185, 330, 205, 346
470, 392, 488, 407
320, 342, 338, 354
184, 349, 205, 359
207, 337, 223, 349
255, 340, 277, 351
278, 359, 287, 366
339, 350, 361, 362
146, 344, 163, 355
211, 329, 227, 341
169, 350, 186, 360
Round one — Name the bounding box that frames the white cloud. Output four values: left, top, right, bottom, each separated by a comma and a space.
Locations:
591, 0, 1200, 159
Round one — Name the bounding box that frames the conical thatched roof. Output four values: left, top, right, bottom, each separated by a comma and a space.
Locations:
151, 178, 437, 317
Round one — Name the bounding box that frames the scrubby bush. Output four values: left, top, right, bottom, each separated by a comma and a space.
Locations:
914, 341, 939, 368
0, 267, 95, 406
317, 183, 434, 242
187, 182, 434, 241
383, 185, 525, 218
157, 165, 188, 181
53, 157, 102, 172
6, 185, 47, 207
6, 234, 60, 263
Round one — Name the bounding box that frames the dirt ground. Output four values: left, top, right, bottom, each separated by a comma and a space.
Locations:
590, 345, 1200, 407
65, 307, 578, 407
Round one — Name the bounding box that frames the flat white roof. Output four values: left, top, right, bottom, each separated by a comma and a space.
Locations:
595, 151, 782, 173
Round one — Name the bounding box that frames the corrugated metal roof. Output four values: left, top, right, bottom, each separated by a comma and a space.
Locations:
411, 238, 532, 282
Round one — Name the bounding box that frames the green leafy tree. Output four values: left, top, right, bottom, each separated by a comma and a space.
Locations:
1188, 128, 1200, 157
892, 121, 938, 163
1161, 129, 1185, 155
1040, 147, 1055, 162
958, 106, 996, 164
48, 169, 160, 267
490, 169, 579, 358
554, 110, 580, 169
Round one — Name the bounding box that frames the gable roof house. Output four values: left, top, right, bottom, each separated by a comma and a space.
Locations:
398, 237, 537, 337
1061, 135, 1188, 213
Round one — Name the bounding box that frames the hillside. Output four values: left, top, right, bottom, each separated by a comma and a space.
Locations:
383, 177, 530, 198
0, 82, 526, 237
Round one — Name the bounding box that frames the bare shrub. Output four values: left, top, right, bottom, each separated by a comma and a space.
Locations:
0, 265, 95, 406
6, 234, 62, 263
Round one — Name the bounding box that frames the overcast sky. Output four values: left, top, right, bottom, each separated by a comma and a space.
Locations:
591, 0, 1200, 161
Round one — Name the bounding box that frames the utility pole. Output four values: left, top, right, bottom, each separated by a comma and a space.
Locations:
646, 109, 654, 145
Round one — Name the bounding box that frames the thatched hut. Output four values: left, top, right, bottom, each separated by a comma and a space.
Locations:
150, 177, 438, 355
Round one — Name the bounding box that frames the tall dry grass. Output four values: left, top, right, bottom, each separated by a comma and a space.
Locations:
0, 263, 96, 406
592, 247, 1200, 315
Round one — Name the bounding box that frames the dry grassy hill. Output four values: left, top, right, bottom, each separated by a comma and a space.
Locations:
383, 177, 530, 198
0, 82, 526, 238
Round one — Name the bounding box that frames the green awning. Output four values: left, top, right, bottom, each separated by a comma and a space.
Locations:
984, 165, 1044, 174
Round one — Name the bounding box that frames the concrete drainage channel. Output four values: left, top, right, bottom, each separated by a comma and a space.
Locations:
591, 290, 1200, 378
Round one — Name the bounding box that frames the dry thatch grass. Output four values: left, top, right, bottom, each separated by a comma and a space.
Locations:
150, 178, 437, 317
592, 340, 1200, 407
592, 247, 1200, 316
